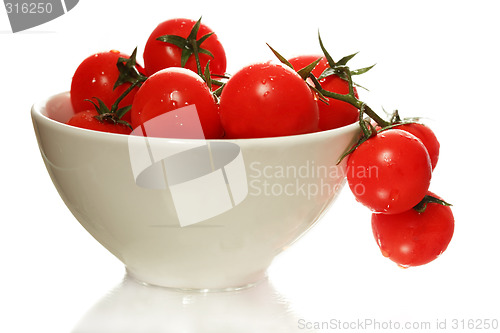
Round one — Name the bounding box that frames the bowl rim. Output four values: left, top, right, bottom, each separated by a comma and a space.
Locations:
31, 91, 360, 143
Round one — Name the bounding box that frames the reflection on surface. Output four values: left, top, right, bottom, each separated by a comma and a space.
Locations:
72, 274, 311, 333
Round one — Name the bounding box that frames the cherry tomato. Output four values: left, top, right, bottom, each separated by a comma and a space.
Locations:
289, 55, 358, 130
130, 67, 223, 139
393, 123, 440, 170
219, 62, 319, 139
288, 55, 329, 77
347, 129, 432, 214
66, 109, 132, 135
70, 50, 142, 123
371, 192, 454, 267
143, 18, 226, 76
317, 75, 359, 130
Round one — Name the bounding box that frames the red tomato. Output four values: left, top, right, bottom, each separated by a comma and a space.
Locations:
347, 129, 432, 214
70, 50, 141, 123
317, 75, 359, 130
143, 18, 226, 76
218, 62, 319, 139
130, 67, 223, 139
372, 192, 454, 267
289, 55, 358, 130
66, 109, 132, 135
393, 123, 440, 170
288, 55, 329, 77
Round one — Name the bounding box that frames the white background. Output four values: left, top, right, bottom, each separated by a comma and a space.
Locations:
1, 1, 499, 332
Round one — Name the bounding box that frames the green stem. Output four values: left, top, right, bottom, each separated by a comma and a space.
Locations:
308, 71, 389, 127
361, 104, 390, 128
319, 88, 389, 127
112, 81, 139, 110
413, 195, 452, 213
190, 38, 203, 76
343, 65, 356, 99
358, 104, 372, 138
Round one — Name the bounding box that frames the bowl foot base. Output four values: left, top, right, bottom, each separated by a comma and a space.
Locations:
125, 269, 268, 293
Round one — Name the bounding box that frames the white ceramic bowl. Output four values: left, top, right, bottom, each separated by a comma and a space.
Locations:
31, 92, 360, 291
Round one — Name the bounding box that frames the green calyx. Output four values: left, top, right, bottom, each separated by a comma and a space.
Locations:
266, 37, 390, 165
413, 195, 452, 213
375, 109, 426, 134
155, 17, 228, 99
114, 47, 147, 89
266, 37, 387, 127
86, 97, 132, 129
314, 33, 388, 128
266, 43, 323, 81
266, 43, 329, 103
200, 60, 229, 99
86, 48, 149, 129
317, 32, 375, 84
156, 17, 214, 75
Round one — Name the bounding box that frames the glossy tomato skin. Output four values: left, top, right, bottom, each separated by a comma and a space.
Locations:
130, 67, 223, 139
70, 50, 141, 123
288, 55, 329, 77
317, 75, 359, 130
219, 62, 319, 139
288, 55, 358, 130
66, 109, 132, 135
143, 18, 226, 76
347, 129, 432, 214
372, 192, 454, 267
394, 123, 440, 170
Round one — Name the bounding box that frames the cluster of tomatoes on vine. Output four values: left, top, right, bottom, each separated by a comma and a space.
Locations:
67, 17, 454, 268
